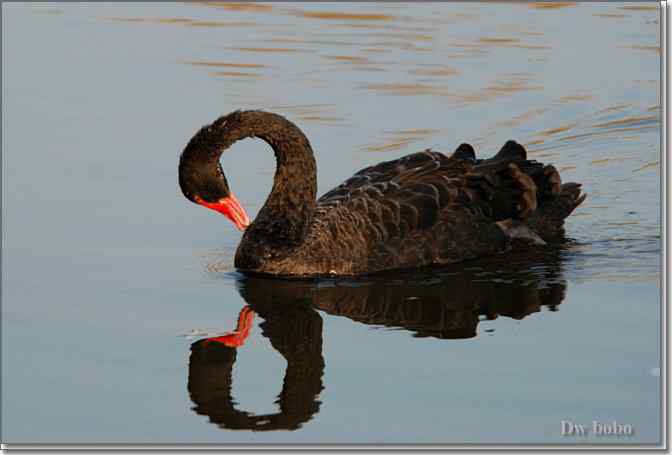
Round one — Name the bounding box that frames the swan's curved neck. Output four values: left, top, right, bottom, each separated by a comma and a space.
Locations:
183, 110, 317, 263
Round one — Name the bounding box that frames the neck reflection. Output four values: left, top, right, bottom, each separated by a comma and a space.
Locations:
188, 247, 568, 431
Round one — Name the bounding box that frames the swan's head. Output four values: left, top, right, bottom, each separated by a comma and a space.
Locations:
179, 155, 251, 231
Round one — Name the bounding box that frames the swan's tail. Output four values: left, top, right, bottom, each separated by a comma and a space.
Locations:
467, 140, 586, 242
498, 145, 587, 241
528, 181, 586, 241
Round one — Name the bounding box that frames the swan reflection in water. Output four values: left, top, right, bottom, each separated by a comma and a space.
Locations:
188, 248, 568, 431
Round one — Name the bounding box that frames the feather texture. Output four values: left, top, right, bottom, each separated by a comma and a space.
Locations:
269, 142, 585, 276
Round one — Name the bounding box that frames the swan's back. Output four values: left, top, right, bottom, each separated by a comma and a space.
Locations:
284, 141, 584, 276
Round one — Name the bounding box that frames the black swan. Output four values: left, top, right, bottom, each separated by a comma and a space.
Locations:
179, 110, 585, 276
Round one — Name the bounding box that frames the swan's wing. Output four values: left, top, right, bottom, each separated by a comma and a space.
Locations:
307, 142, 584, 274
315, 142, 581, 241
315, 149, 483, 240
318, 149, 450, 204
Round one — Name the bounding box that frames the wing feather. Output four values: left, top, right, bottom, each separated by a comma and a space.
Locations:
302, 141, 584, 274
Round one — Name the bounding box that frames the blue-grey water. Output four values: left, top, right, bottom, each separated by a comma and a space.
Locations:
2, 2, 661, 445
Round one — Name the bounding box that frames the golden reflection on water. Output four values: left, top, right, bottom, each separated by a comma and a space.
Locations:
559, 126, 657, 143
327, 22, 437, 33
183, 61, 266, 79
630, 45, 661, 54
459, 76, 543, 104
194, 2, 274, 12
361, 48, 391, 54
558, 93, 592, 103
619, 5, 658, 11
529, 2, 576, 10
108, 17, 256, 27
593, 13, 628, 19
107, 17, 149, 23
296, 116, 346, 124
263, 37, 305, 44
231, 47, 310, 53
351, 66, 388, 73
592, 115, 658, 129
350, 31, 434, 42
185, 61, 266, 69
319, 22, 389, 30
632, 161, 659, 173
364, 128, 441, 152
362, 72, 546, 104
360, 83, 449, 97
324, 55, 371, 64
596, 103, 631, 114
537, 123, 578, 137
497, 108, 550, 129
264, 104, 346, 126
368, 41, 434, 53
364, 140, 419, 153
210, 71, 261, 78
458, 37, 551, 50
409, 67, 459, 77
295, 11, 395, 21
479, 37, 519, 45
390, 128, 441, 136
266, 104, 335, 114
189, 20, 254, 28
271, 38, 361, 47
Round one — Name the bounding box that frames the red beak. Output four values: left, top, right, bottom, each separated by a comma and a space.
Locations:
196, 193, 251, 231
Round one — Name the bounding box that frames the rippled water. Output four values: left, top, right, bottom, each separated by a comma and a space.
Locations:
2, 2, 661, 445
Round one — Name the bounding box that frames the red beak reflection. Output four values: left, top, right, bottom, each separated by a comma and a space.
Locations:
202, 305, 255, 348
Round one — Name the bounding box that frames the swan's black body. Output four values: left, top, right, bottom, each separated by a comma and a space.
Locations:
179, 110, 585, 277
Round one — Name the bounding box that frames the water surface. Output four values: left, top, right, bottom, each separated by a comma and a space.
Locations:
1, 2, 661, 445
